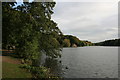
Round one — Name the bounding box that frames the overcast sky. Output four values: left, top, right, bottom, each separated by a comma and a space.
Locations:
51, 2, 118, 43
15, 0, 118, 43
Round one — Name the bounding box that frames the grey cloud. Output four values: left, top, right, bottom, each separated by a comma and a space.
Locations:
52, 2, 118, 42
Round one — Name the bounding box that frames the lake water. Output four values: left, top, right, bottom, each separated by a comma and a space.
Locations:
44, 46, 118, 78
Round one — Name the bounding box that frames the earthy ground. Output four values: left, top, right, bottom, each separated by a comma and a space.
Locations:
2, 56, 21, 64
1, 50, 32, 78
0, 49, 21, 64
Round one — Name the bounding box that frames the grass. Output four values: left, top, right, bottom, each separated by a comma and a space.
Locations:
2, 59, 32, 78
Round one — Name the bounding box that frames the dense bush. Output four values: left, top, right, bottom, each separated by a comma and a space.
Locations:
2, 1, 62, 79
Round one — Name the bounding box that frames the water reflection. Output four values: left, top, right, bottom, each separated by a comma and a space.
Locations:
44, 57, 63, 76
40, 46, 118, 78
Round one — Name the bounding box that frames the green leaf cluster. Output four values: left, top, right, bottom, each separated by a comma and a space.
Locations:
2, 1, 62, 64
61, 35, 93, 47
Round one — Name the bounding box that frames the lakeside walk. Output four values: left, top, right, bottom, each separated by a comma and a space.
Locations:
0, 49, 21, 64
1, 56, 21, 64
1, 50, 32, 78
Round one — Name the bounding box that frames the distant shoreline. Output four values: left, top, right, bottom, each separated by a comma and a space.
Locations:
62, 46, 119, 48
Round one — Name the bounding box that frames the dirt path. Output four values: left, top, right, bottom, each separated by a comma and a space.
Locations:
0, 49, 21, 64
1, 56, 21, 64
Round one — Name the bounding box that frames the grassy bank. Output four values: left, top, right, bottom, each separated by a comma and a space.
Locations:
2, 52, 60, 79
2, 56, 32, 78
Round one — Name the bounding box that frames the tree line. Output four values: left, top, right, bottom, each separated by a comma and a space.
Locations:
94, 38, 120, 46
60, 35, 94, 47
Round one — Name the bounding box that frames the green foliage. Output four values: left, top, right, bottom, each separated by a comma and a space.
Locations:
20, 64, 50, 78
20, 64, 61, 79
2, 2, 62, 62
62, 35, 93, 47
79, 41, 85, 46
63, 35, 80, 47
63, 39, 71, 47
2, 2, 63, 79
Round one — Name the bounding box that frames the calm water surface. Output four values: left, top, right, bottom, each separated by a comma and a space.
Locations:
44, 46, 118, 78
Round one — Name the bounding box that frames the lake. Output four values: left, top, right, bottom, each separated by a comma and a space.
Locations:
43, 46, 118, 78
